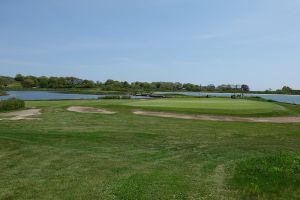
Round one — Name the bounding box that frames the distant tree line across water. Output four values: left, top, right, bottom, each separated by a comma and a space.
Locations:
0, 74, 298, 95
0, 74, 250, 93
264, 86, 300, 95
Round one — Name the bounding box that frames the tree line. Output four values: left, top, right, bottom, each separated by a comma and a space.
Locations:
265, 86, 300, 95
0, 74, 251, 93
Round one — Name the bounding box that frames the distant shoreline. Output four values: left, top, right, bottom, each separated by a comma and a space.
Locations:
3, 88, 300, 96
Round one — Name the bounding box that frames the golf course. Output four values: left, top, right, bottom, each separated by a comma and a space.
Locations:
1, 97, 300, 199
2, 0, 300, 199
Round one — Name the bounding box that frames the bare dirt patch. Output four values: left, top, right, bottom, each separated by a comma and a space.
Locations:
133, 110, 300, 123
67, 106, 116, 114
0, 109, 41, 120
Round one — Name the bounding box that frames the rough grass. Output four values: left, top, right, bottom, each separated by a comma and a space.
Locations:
229, 153, 300, 199
0, 99, 300, 199
113, 171, 190, 200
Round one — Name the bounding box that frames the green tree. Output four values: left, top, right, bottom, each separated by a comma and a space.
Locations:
15, 74, 24, 82
38, 76, 49, 88
241, 84, 250, 92
21, 78, 36, 88
81, 80, 95, 88
282, 86, 292, 94
0, 77, 8, 88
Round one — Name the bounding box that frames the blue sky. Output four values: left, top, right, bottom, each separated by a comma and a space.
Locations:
0, 0, 299, 90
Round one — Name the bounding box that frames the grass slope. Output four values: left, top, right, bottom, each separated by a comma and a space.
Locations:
125, 98, 295, 117
0, 98, 300, 199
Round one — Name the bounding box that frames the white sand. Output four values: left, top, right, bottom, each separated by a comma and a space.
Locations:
67, 106, 116, 114
133, 110, 300, 123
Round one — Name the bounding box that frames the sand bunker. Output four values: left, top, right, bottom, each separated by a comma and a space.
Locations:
133, 110, 300, 123
67, 106, 116, 114
0, 109, 41, 120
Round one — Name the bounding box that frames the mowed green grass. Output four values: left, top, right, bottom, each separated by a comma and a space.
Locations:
125, 98, 293, 117
0, 98, 300, 199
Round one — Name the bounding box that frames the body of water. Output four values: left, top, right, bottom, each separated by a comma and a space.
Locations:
0, 91, 102, 100
1, 91, 300, 105
0, 91, 152, 100
157, 92, 300, 105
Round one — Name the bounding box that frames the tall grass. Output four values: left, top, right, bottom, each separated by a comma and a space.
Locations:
0, 98, 25, 112
230, 153, 300, 199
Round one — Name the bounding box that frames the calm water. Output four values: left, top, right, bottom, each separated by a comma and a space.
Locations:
1, 91, 300, 105
157, 92, 300, 105
0, 91, 102, 100
0, 91, 152, 100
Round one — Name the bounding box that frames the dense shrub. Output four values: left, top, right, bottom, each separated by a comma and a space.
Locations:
0, 98, 25, 111
100, 95, 131, 100
0, 91, 7, 96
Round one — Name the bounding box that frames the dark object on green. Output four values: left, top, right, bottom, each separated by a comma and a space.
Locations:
100, 95, 131, 99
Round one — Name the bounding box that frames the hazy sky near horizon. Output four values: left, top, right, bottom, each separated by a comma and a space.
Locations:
0, 0, 299, 90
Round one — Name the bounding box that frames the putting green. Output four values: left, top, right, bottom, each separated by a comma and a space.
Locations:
125, 98, 287, 116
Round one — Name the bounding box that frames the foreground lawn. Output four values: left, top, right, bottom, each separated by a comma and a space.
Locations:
0, 98, 300, 199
